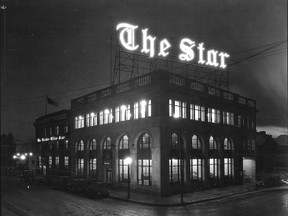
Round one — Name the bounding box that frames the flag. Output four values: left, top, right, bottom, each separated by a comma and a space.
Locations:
46, 96, 58, 107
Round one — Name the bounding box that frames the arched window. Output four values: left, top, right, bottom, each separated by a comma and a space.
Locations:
209, 136, 217, 150
89, 138, 97, 151
103, 137, 112, 150
138, 133, 151, 149
119, 135, 129, 149
76, 140, 84, 151
224, 138, 233, 150
137, 133, 152, 186
192, 135, 201, 150
171, 133, 180, 149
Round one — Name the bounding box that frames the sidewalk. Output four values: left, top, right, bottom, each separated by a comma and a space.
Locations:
108, 184, 288, 206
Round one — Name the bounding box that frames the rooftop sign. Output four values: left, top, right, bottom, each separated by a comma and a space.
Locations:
116, 23, 230, 69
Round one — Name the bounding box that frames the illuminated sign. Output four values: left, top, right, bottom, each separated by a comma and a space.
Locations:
37, 136, 66, 142
116, 23, 230, 69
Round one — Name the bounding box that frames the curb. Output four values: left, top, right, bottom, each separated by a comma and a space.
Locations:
108, 186, 288, 207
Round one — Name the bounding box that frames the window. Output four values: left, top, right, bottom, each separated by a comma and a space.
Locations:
48, 156, 52, 168
209, 158, 219, 179
99, 111, 104, 125
116, 105, 131, 122
115, 106, 120, 122
64, 156, 69, 169
209, 136, 218, 150
119, 159, 129, 182
169, 158, 182, 184
138, 133, 151, 149
224, 138, 233, 150
76, 158, 84, 176
237, 115, 243, 127
223, 111, 234, 125
38, 156, 42, 168
190, 159, 202, 181
104, 109, 113, 124
65, 140, 69, 149
64, 126, 68, 133
169, 99, 186, 118
207, 108, 220, 123
134, 102, 139, 119
247, 139, 256, 151
137, 159, 152, 186
103, 137, 112, 150
89, 158, 97, 179
224, 158, 233, 178
191, 135, 201, 150
190, 104, 205, 121
77, 140, 84, 151
119, 135, 129, 149
86, 112, 97, 127
137, 133, 152, 186
89, 139, 97, 151
55, 156, 59, 167
138, 100, 151, 118
171, 133, 180, 149
75, 115, 84, 129
55, 126, 59, 135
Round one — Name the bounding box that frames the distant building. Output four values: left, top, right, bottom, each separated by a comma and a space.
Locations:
256, 131, 278, 173
34, 110, 70, 176
1, 133, 16, 169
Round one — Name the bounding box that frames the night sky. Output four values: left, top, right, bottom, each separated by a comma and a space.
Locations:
1, 0, 287, 142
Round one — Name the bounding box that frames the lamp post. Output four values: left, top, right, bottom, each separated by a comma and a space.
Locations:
125, 157, 132, 199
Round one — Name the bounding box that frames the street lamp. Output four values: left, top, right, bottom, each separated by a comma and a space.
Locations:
124, 157, 132, 199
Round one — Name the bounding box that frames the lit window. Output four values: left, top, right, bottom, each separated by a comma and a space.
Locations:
192, 135, 201, 150
116, 104, 131, 122
103, 137, 112, 150
224, 158, 233, 178
223, 111, 234, 125
75, 115, 84, 129
55, 156, 59, 167
86, 112, 97, 127
169, 158, 182, 184
64, 156, 69, 169
89, 158, 97, 179
171, 133, 180, 149
76, 158, 84, 176
119, 159, 129, 182
89, 139, 97, 151
193, 104, 205, 121
209, 158, 219, 179
48, 156, 52, 168
169, 99, 186, 119
38, 156, 42, 168
76, 140, 84, 151
115, 106, 120, 122
64, 126, 68, 133
99, 111, 104, 125
224, 138, 233, 150
65, 140, 69, 149
140, 100, 147, 118
138, 133, 151, 149
190, 159, 202, 181
55, 126, 59, 135
209, 136, 217, 150
134, 102, 139, 119
208, 108, 220, 123
138, 159, 152, 186
119, 135, 129, 149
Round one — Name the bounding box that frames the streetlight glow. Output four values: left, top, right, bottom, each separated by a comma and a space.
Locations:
125, 157, 132, 165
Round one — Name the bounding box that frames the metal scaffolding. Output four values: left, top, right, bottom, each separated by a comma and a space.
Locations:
112, 44, 230, 90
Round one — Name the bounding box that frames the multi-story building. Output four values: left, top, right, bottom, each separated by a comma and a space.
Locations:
69, 69, 257, 196
34, 110, 70, 176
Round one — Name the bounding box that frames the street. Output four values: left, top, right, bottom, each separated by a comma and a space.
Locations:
1, 176, 288, 216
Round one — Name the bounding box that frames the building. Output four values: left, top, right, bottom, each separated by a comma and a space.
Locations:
34, 110, 70, 176
68, 69, 257, 196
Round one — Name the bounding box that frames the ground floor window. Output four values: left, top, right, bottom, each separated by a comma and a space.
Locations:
137, 159, 152, 186
48, 156, 52, 168
224, 158, 233, 178
190, 159, 202, 182
64, 156, 69, 169
119, 159, 129, 182
169, 158, 183, 184
89, 158, 97, 179
209, 158, 219, 179
76, 158, 84, 176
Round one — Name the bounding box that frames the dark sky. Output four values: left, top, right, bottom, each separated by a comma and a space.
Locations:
1, 0, 287, 142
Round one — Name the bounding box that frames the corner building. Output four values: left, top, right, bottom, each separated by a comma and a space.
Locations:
70, 69, 257, 196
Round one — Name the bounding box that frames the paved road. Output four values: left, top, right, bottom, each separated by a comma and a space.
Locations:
1, 176, 288, 216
